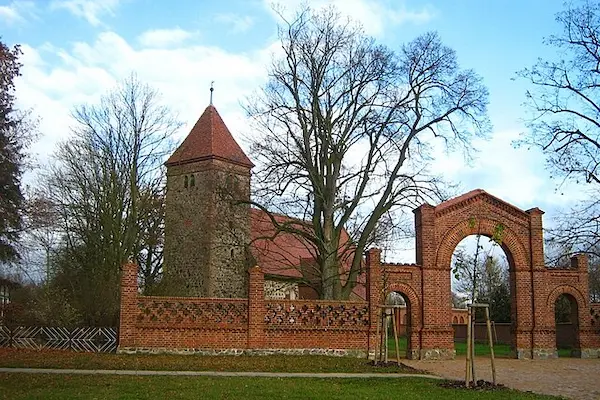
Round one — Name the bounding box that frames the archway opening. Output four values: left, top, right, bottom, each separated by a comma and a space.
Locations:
555, 293, 580, 357
451, 234, 514, 358
385, 291, 411, 359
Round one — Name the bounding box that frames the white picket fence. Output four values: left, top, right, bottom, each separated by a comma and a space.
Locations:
0, 326, 117, 353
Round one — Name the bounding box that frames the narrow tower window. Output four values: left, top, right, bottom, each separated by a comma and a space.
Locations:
190, 174, 195, 187
184, 175, 188, 188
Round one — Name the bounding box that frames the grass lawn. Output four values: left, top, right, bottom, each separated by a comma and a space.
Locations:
386, 337, 513, 358
557, 347, 577, 357
0, 373, 559, 400
2, 339, 575, 374
454, 341, 512, 357
387, 337, 577, 358
0, 348, 411, 373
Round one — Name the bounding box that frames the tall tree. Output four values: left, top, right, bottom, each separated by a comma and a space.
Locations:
42, 74, 180, 325
0, 40, 35, 262
247, 7, 490, 299
518, 1, 600, 259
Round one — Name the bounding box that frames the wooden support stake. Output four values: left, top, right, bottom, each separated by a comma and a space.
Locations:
471, 307, 477, 384
485, 306, 497, 385
384, 311, 389, 363
465, 306, 472, 387
391, 308, 401, 366
375, 307, 382, 363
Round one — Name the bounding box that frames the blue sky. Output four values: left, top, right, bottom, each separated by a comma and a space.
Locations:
0, 0, 587, 262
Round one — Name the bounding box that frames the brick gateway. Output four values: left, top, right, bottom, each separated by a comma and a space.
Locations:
118, 189, 600, 360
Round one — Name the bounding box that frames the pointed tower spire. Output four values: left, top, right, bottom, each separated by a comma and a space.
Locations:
165, 105, 254, 168
164, 104, 252, 298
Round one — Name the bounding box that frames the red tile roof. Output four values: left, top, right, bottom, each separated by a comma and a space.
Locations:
166, 105, 254, 168
249, 208, 366, 300
249, 208, 307, 279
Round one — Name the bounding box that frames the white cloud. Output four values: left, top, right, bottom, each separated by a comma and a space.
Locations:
389, 5, 436, 25
0, 4, 20, 23
0, 1, 37, 24
137, 28, 196, 48
215, 13, 254, 33
264, 0, 436, 37
14, 31, 272, 170
429, 129, 588, 213
50, 0, 121, 27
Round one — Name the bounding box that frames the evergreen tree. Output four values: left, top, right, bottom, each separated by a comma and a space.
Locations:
0, 40, 27, 262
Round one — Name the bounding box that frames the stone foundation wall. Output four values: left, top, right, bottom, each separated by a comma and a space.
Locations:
118, 347, 369, 358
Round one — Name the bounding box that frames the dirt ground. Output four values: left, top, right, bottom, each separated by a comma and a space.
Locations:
404, 357, 600, 400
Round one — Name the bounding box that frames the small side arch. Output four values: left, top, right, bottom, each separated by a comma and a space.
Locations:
387, 282, 422, 329
546, 285, 586, 310
546, 284, 588, 326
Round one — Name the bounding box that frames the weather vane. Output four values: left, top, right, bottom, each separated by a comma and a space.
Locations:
210, 81, 214, 105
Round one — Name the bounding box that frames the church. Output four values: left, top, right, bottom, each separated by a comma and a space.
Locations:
163, 104, 365, 301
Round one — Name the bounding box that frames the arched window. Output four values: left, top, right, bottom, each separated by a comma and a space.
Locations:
184, 175, 188, 188
190, 174, 195, 187
453, 316, 458, 324
460, 316, 465, 324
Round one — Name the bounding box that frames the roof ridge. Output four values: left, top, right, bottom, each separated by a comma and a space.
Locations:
434, 188, 530, 217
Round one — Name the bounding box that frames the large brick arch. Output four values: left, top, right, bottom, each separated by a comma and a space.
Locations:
403, 189, 600, 359
435, 218, 529, 272
413, 189, 548, 359
434, 218, 532, 357
367, 190, 599, 360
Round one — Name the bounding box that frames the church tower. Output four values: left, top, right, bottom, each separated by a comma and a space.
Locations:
164, 105, 253, 297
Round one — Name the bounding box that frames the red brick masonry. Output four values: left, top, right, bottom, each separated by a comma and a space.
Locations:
118, 190, 600, 359
119, 262, 371, 356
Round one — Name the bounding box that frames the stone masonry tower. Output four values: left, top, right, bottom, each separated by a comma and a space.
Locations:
164, 105, 253, 298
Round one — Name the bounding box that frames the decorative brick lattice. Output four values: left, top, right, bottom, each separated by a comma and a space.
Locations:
264, 302, 369, 329
136, 298, 248, 327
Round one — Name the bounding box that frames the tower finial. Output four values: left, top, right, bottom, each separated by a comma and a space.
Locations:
210, 81, 214, 105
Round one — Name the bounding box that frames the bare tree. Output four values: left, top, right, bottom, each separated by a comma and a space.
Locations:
39, 74, 181, 325
518, 1, 600, 259
246, 7, 490, 299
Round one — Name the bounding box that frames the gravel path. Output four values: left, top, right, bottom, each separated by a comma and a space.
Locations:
403, 357, 600, 400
